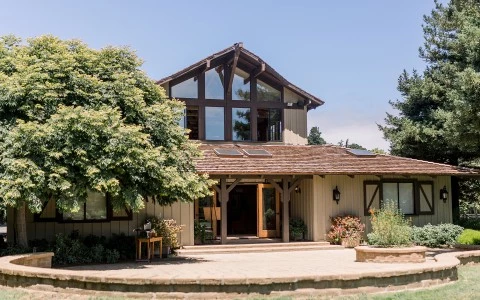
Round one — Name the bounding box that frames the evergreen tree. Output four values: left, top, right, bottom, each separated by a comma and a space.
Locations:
380, 0, 480, 166
307, 126, 326, 145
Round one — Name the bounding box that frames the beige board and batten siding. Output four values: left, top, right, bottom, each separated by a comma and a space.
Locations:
290, 178, 315, 240
20, 199, 194, 246
283, 88, 308, 145
290, 175, 452, 242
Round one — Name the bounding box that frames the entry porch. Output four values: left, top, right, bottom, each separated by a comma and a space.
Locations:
198, 175, 311, 244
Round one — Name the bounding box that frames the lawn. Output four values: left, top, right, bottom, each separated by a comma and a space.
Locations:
0, 264, 479, 299
336, 263, 480, 300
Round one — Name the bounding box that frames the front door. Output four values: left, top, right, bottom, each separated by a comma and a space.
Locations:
257, 184, 280, 238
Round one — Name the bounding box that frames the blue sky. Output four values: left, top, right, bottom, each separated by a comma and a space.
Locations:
0, 0, 438, 150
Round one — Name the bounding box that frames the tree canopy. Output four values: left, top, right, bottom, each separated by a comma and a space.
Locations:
380, 0, 480, 166
307, 126, 326, 145
0, 35, 213, 218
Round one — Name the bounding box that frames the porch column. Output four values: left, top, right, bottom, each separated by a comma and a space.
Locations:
220, 178, 228, 244
217, 177, 241, 244
281, 177, 290, 243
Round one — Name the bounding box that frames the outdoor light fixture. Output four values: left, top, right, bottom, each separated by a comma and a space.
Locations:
333, 186, 341, 204
295, 186, 301, 194
440, 186, 449, 203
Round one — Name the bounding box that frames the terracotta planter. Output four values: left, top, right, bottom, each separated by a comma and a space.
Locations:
355, 246, 427, 263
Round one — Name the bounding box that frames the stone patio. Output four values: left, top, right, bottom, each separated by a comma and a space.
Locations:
0, 248, 480, 298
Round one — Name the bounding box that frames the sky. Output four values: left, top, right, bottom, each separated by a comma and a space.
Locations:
0, 0, 439, 151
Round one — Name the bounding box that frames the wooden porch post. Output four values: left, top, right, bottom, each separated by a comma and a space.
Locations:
281, 177, 290, 243
220, 178, 228, 244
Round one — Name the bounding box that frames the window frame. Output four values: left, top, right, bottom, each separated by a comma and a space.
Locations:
34, 194, 133, 223
363, 179, 435, 216
170, 62, 295, 142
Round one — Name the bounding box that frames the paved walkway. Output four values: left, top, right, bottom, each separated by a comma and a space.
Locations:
64, 249, 444, 280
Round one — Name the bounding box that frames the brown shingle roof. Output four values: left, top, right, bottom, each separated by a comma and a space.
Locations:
195, 144, 480, 176
156, 43, 324, 110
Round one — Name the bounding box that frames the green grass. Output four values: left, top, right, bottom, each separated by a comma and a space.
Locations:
457, 229, 480, 245
336, 264, 480, 300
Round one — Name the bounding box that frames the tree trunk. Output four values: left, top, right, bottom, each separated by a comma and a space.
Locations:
15, 203, 28, 248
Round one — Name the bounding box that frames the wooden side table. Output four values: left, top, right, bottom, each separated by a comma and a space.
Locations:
136, 236, 162, 262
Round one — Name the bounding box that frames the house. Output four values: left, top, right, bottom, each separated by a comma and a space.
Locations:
12, 43, 479, 246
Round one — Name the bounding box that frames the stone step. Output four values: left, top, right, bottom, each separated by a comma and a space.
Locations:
182, 241, 330, 250
176, 243, 343, 256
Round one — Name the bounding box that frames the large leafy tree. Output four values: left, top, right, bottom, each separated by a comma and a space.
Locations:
379, 0, 480, 217
0, 35, 212, 247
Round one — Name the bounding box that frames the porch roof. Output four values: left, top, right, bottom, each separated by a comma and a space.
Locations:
195, 143, 480, 177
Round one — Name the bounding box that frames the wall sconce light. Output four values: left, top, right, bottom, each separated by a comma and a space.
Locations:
333, 186, 341, 204
295, 186, 301, 194
440, 186, 449, 203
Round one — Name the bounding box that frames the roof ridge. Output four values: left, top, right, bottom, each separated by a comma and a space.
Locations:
155, 43, 324, 108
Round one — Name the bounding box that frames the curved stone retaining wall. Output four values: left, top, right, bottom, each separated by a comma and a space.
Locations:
355, 246, 427, 263
0, 250, 479, 296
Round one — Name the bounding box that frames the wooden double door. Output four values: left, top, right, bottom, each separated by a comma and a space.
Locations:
196, 184, 280, 238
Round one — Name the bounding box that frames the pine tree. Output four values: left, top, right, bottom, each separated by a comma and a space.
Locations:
307, 126, 326, 145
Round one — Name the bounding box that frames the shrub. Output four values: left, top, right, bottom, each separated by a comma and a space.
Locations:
456, 217, 480, 230
106, 233, 135, 260
289, 217, 307, 240
367, 201, 413, 247
194, 220, 213, 244
457, 229, 480, 245
412, 223, 464, 247
327, 215, 365, 245
53, 231, 136, 265
105, 249, 120, 264
145, 216, 184, 249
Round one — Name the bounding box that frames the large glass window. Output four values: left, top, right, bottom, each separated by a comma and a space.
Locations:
205, 107, 224, 140
257, 79, 281, 102
63, 190, 107, 221
382, 182, 414, 215
257, 108, 281, 141
179, 106, 199, 139
205, 68, 224, 100
171, 77, 198, 98
232, 69, 250, 101
232, 108, 250, 141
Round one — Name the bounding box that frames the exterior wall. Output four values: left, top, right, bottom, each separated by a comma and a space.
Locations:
283, 88, 308, 145
290, 178, 315, 240
312, 175, 452, 241
20, 200, 194, 246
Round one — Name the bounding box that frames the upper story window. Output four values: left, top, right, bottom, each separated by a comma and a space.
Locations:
257, 79, 281, 102
232, 107, 250, 141
205, 106, 225, 140
257, 108, 281, 141
232, 69, 250, 101
205, 68, 224, 100
172, 77, 198, 99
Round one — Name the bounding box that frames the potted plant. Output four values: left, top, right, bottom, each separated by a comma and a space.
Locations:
355, 201, 427, 263
289, 217, 307, 241
145, 216, 184, 257
327, 215, 365, 248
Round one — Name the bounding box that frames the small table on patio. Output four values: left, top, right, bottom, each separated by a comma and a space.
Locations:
136, 236, 162, 262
